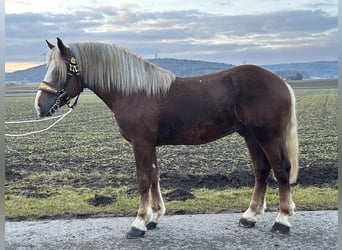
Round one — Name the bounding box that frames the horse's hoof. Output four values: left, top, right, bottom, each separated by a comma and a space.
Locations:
271, 222, 290, 234
146, 222, 158, 230
239, 218, 256, 228
126, 227, 145, 239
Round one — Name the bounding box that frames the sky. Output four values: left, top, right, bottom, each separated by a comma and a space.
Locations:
5, 0, 338, 72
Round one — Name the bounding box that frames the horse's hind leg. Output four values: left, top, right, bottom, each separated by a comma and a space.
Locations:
239, 132, 271, 228
260, 138, 295, 233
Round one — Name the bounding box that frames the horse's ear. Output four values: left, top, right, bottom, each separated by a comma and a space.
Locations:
56, 37, 68, 57
46, 40, 55, 50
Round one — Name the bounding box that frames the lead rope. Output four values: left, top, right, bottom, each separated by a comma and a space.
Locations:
5, 108, 73, 137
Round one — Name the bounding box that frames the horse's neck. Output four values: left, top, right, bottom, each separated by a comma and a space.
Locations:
85, 83, 117, 111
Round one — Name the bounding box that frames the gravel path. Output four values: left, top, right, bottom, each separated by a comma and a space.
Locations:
5, 210, 337, 249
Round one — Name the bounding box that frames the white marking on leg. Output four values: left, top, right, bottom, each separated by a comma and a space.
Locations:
258, 198, 267, 215
152, 164, 156, 169
275, 213, 291, 228
275, 200, 295, 228
289, 200, 295, 216
242, 199, 266, 222
242, 207, 257, 223
151, 181, 166, 224
131, 206, 152, 232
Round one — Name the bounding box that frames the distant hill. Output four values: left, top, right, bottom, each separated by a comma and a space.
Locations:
262, 61, 338, 80
5, 59, 337, 85
149, 58, 234, 77
6, 64, 46, 85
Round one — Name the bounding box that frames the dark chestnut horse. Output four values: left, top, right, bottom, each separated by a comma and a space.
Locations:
35, 38, 299, 238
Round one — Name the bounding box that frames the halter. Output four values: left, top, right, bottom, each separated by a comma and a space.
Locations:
38, 54, 84, 116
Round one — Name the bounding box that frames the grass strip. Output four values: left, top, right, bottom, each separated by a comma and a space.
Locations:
5, 186, 337, 221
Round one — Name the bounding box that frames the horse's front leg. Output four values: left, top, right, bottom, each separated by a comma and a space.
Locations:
126, 140, 159, 238
146, 161, 166, 230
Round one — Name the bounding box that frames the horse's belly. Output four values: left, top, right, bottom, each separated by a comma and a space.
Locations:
156, 118, 238, 146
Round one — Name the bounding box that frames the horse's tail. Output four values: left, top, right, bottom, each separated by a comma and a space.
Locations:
285, 83, 299, 184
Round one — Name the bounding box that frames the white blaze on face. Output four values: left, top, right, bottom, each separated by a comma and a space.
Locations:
34, 90, 42, 117
35, 64, 55, 117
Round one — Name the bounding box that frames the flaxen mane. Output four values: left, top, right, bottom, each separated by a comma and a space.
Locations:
68, 42, 176, 95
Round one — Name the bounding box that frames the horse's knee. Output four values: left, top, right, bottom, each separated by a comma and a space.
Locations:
137, 175, 151, 194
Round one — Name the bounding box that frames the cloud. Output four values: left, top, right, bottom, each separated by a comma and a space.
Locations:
5, 6, 337, 65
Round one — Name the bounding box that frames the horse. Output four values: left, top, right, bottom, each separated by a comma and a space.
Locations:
35, 38, 299, 238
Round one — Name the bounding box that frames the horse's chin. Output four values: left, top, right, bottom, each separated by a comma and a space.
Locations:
37, 113, 50, 119
42, 110, 54, 118
35, 107, 45, 118
36, 108, 52, 118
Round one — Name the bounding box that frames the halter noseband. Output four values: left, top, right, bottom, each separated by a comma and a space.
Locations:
38, 55, 84, 116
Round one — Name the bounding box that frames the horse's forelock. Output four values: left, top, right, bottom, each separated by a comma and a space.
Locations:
46, 48, 68, 84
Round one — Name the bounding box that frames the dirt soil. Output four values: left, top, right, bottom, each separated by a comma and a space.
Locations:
5, 152, 337, 199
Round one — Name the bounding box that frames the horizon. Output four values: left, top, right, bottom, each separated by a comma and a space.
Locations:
5, 57, 338, 74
